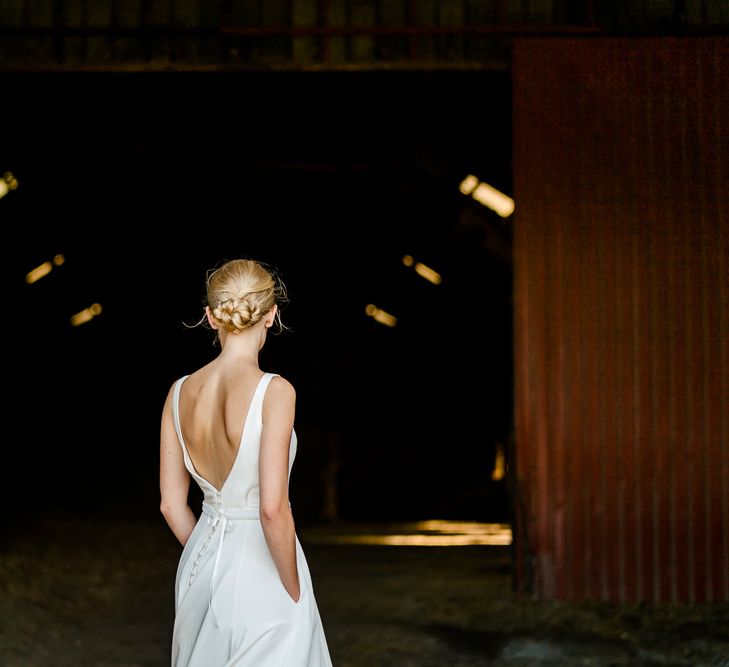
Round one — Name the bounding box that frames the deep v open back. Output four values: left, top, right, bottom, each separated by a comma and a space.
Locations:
169, 372, 333, 667
174, 372, 294, 505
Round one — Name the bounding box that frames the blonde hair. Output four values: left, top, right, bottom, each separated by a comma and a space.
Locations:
205, 258, 288, 334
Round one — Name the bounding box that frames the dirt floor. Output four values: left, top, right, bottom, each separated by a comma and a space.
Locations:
2, 510, 729, 667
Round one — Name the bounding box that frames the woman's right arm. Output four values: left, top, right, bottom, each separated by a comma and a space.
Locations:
259, 376, 300, 602
159, 383, 197, 546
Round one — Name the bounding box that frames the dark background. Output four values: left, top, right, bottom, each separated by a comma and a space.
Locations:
2, 70, 513, 524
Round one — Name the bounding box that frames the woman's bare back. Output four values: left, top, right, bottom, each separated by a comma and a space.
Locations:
176, 361, 265, 492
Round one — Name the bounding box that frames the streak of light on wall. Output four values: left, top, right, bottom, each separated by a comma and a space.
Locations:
402, 255, 442, 285
491, 441, 506, 481
365, 303, 397, 328
26, 261, 52, 284
0, 171, 19, 200
414, 262, 442, 285
25, 254, 65, 284
459, 174, 514, 218
70, 303, 102, 327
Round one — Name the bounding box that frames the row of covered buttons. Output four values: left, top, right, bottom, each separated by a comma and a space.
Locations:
188, 491, 227, 586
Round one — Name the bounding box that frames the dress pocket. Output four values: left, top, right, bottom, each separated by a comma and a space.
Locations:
286, 580, 305, 606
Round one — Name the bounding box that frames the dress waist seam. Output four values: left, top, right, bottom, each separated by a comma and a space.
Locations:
201, 502, 260, 521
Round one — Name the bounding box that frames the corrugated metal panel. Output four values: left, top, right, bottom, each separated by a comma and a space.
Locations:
512, 37, 728, 603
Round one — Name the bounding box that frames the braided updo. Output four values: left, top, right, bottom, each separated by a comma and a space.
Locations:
206, 259, 288, 334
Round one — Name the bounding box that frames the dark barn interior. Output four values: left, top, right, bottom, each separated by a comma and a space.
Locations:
2, 69, 513, 524
1, 2, 728, 665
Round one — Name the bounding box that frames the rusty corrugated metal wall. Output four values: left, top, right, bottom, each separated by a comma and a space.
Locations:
512, 37, 728, 603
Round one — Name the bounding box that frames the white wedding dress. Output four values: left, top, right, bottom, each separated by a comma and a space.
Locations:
170, 372, 333, 666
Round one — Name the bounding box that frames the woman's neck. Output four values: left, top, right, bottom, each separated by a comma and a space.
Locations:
217, 329, 261, 365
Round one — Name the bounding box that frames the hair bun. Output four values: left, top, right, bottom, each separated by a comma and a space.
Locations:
212, 294, 263, 333
204, 258, 288, 335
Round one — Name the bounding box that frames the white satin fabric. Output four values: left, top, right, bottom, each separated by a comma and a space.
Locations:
170, 372, 333, 666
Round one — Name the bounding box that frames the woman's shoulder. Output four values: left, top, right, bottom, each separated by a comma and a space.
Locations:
166, 370, 192, 393
161, 369, 195, 411
265, 372, 296, 402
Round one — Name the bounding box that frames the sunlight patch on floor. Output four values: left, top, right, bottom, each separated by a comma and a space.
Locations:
300, 520, 512, 546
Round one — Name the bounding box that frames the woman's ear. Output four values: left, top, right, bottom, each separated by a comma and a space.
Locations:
265, 304, 278, 328
205, 306, 218, 330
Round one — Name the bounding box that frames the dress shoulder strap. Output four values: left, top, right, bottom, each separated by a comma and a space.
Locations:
171, 375, 190, 452
253, 372, 278, 417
